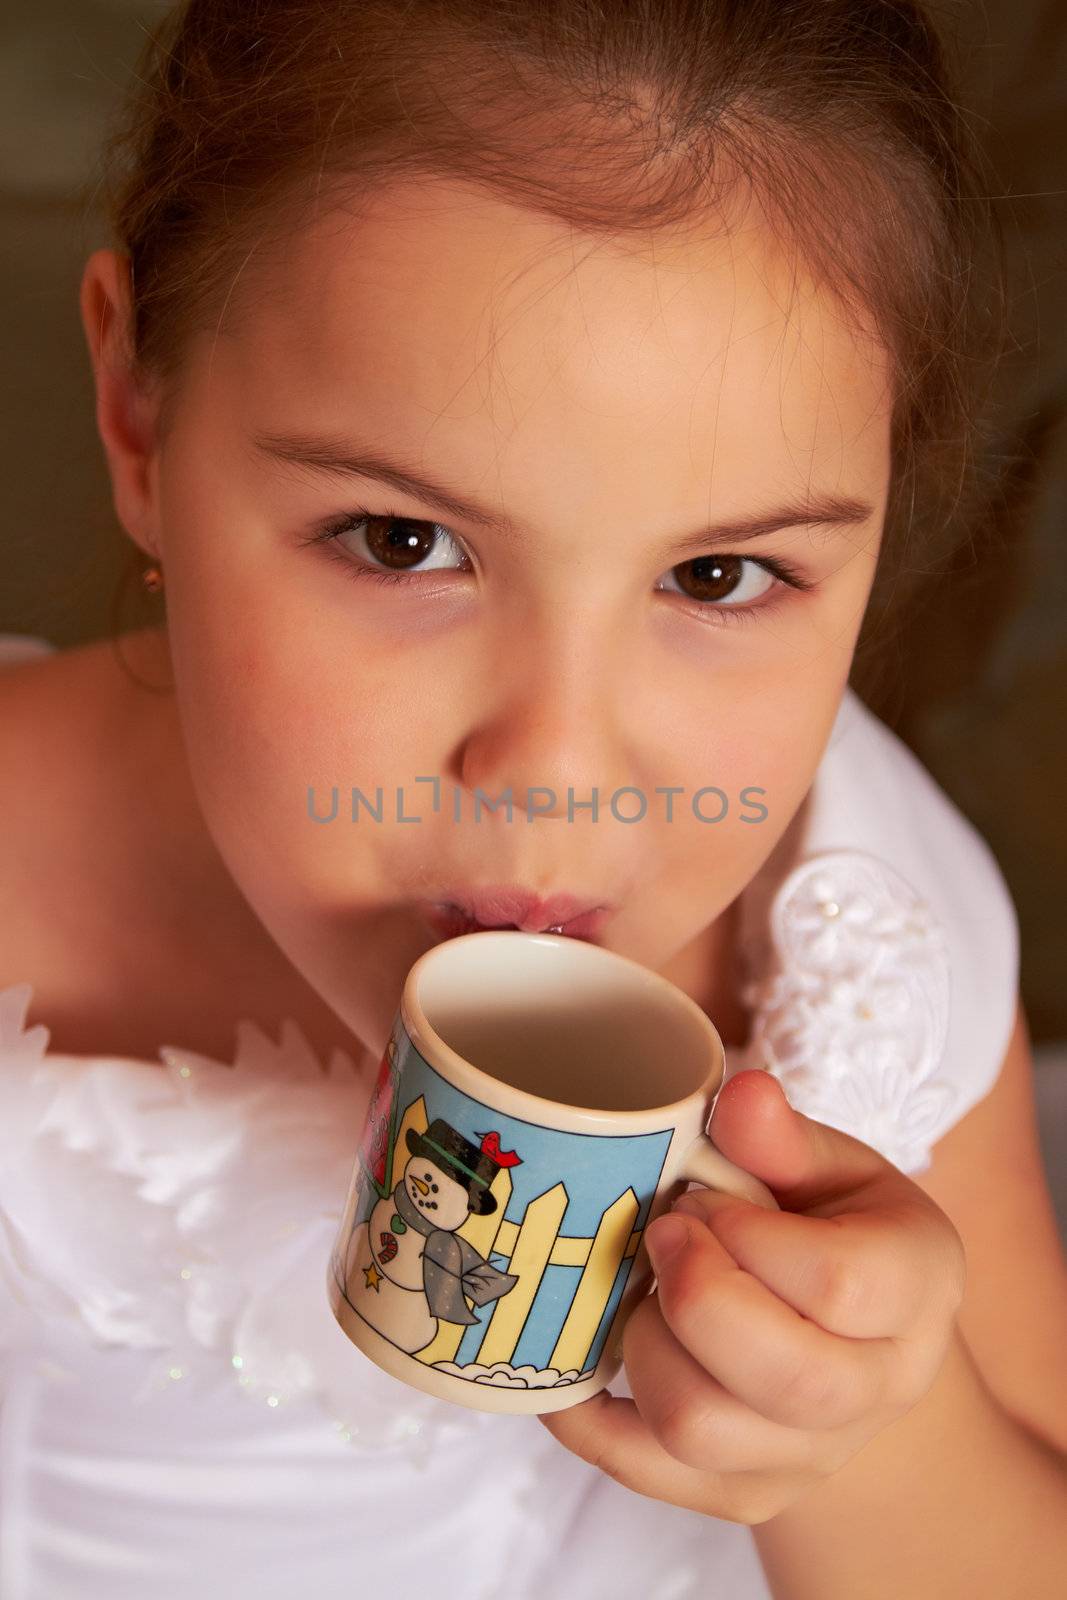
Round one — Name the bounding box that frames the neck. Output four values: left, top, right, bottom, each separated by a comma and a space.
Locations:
655, 897, 751, 1051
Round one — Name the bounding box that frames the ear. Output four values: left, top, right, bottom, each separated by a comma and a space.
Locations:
78, 247, 166, 563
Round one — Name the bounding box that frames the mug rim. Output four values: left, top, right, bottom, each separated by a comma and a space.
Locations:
401, 929, 726, 1127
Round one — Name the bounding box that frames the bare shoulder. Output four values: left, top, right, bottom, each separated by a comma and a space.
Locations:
0, 631, 164, 1029
0, 631, 129, 767
0, 631, 122, 840
0, 627, 361, 1065
0, 630, 177, 846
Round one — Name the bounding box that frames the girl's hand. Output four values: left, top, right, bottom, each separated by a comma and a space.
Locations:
538, 1069, 966, 1526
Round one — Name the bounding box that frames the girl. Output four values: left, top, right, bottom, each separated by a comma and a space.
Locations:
2, 2, 1066, 1596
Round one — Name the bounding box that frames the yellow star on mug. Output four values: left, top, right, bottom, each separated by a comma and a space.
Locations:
362, 1260, 382, 1292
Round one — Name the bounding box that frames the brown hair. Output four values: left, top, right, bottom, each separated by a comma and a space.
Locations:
98, 0, 1005, 684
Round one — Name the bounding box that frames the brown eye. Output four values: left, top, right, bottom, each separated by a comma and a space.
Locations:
662, 554, 775, 607
327, 511, 469, 578
363, 515, 439, 570
676, 555, 741, 601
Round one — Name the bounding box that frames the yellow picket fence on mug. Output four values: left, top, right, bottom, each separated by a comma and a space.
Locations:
381, 1095, 644, 1374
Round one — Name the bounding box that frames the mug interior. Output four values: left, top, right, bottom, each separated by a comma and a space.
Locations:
411, 931, 721, 1114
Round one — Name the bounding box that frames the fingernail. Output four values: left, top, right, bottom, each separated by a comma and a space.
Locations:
671, 1193, 706, 1219
645, 1214, 690, 1268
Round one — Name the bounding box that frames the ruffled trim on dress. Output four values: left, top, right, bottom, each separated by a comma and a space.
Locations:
0, 822, 983, 1465
0, 984, 509, 1465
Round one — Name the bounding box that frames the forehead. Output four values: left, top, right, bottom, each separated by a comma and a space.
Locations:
206, 175, 891, 502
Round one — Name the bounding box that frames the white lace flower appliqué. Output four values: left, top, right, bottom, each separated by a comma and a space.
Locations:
739, 850, 954, 1173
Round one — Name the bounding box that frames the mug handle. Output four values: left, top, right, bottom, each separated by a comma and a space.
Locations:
607, 1131, 779, 1363
677, 1129, 780, 1211
608, 1132, 779, 1363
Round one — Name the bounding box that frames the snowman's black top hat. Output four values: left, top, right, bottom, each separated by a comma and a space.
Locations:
406, 1119, 500, 1215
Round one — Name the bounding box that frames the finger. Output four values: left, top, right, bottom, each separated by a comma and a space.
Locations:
673, 1187, 963, 1339
708, 1070, 898, 1208
536, 1389, 804, 1525
644, 1208, 896, 1431
620, 1281, 815, 1475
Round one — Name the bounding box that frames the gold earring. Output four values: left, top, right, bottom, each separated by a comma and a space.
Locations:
142, 564, 164, 594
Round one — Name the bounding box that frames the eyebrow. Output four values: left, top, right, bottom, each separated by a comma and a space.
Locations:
251, 429, 876, 555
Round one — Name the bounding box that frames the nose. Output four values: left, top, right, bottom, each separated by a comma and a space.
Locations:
411, 1176, 430, 1195
455, 623, 642, 821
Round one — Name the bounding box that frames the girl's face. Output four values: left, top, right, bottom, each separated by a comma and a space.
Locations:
128, 176, 891, 1051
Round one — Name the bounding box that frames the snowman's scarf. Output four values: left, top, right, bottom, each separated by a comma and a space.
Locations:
392, 1180, 518, 1326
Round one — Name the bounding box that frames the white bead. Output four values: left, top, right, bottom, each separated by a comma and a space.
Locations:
820, 900, 841, 918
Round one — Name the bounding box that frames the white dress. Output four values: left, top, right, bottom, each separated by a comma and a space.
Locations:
0, 633, 1019, 1600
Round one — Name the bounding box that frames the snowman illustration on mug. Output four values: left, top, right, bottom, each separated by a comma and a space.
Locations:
343, 1111, 523, 1356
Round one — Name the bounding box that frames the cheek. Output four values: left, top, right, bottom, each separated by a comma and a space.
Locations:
729, 670, 849, 814
165, 594, 438, 902
166, 569, 452, 807
654, 677, 846, 892
158, 444, 429, 794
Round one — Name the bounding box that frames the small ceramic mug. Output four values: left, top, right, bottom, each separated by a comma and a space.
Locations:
327, 929, 778, 1416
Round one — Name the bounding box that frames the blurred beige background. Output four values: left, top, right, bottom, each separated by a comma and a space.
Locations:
1, 5, 1064, 1099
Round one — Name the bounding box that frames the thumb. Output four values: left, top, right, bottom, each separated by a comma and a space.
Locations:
708, 1069, 898, 1213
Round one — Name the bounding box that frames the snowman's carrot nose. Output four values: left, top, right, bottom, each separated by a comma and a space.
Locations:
411, 1176, 430, 1195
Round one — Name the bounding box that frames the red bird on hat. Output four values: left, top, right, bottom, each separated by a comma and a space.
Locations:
475, 1130, 523, 1167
